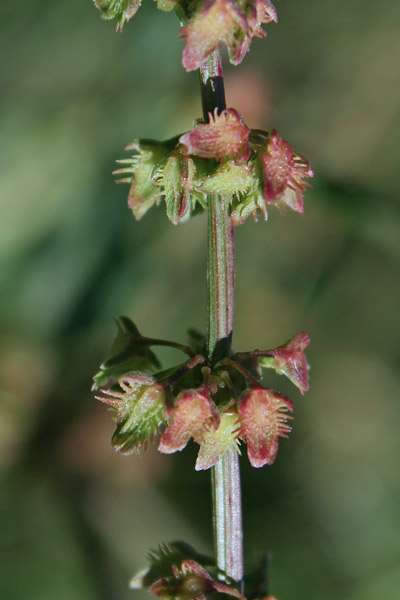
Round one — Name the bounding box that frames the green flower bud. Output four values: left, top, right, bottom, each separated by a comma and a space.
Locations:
114, 140, 172, 220
194, 161, 254, 198
153, 149, 196, 225
97, 373, 166, 454
153, 0, 177, 12
93, 0, 141, 30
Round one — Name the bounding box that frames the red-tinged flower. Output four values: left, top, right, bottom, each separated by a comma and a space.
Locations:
238, 388, 293, 468
260, 130, 314, 213
249, 0, 278, 38
265, 332, 310, 394
150, 560, 242, 600
180, 108, 250, 164
230, 0, 278, 64
180, 0, 248, 72
158, 388, 219, 454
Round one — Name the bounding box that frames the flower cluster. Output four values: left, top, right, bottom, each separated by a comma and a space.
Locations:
94, 0, 277, 68
130, 542, 278, 600
114, 109, 313, 226
180, 0, 278, 71
93, 317, 310, 469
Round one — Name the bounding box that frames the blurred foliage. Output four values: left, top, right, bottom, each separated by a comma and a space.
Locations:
1, 1, 400, 600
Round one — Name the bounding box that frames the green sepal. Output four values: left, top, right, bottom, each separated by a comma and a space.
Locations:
92, 316, 161, 389
230, 192, 268, 226
127, 140, 169, 220
154, 150, 196, 225
194, 162, 254, 197
195, 413, 241, 471
257, 355, 276, 370
243, 554, 270, 600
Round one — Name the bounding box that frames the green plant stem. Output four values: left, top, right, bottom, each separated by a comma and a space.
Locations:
200, 49, 243, 586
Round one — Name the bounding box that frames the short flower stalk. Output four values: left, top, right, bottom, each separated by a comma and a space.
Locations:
92, 1, 313, 598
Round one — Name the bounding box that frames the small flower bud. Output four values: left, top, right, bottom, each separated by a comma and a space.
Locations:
154, 0, 176, 12
238, 388, 293, 467
230, 192, 268, 226
259, 332, 310, 394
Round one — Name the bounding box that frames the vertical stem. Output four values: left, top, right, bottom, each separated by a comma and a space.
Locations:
212, 447, 243, 584
200, 49, 243, 585
207, 194, 234, 363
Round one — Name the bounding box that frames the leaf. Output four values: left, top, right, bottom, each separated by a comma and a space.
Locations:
92, 316, 161, 390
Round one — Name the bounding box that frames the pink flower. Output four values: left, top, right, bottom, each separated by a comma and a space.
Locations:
180, 108, 250, 164
267, 332, 310, 394
158, 388, 219, 454
238, 388, 293, 467
260, 130, 314, 213
180, 0, 248, 72
249, 0, 278, 38
232, 0, 278, 64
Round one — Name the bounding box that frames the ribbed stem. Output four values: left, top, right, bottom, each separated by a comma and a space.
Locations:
207, 194, 234, 363
211, 448, 243, 583
200, 49, 243, 586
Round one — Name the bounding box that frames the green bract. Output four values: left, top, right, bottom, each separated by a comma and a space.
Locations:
92, 316, 161, 389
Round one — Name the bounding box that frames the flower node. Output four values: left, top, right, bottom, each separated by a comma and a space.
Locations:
95, 318, 310, 468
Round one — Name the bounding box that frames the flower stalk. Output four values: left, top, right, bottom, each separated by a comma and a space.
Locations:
201, 49, 243, 585
92, 3, 314, 598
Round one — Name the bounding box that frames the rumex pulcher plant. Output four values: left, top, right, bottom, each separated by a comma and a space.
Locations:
92, 0, 313, 598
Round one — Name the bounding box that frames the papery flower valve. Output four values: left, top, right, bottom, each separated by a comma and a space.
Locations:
159, 387, 219, 454
238, 387, 293, 468
259, 130, 314, 213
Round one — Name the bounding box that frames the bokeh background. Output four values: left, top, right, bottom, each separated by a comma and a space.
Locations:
1, 1, 400, 599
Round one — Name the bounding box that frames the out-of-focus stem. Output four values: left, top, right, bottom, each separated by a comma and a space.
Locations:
200, 48, 243, 586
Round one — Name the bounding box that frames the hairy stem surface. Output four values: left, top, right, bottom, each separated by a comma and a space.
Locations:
200, 49, 243, 585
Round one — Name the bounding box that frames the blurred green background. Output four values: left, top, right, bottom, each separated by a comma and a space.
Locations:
1, 1, 400, 599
